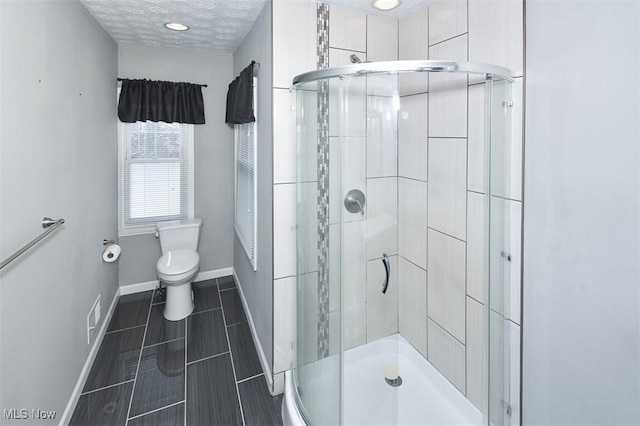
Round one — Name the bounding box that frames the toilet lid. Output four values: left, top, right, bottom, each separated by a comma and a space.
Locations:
157, 249, 200, 275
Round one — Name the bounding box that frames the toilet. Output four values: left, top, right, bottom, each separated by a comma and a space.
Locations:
156, 218, 202, 321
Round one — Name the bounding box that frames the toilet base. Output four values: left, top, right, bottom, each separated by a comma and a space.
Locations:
163, 282, 195, 321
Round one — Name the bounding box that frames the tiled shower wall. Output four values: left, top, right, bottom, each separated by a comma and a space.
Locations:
397, 0, 524, 419
271, 1, 400, 375
272, 1, 523, 421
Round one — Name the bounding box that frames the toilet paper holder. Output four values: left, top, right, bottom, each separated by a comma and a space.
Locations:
103, 239, 115, 246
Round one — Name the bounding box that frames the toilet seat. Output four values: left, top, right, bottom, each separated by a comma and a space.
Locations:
157, 249, 200, 283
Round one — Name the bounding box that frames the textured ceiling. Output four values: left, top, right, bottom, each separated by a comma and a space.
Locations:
82, 0, 432, 52
81, 0, 269, 52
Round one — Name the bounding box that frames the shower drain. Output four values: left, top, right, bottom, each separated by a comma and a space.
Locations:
385, 376, 403, 387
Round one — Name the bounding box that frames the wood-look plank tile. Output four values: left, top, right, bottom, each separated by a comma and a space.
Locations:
217, 275, 236, 290
83, 327, 144, 392
238, 375, 283, 426
144, 304, 185, 347
70, 382, 133, 426
186, 354, 242, 425
129, 340, 186, 417
128, 403, 184, 426
228, 322, 262, 381
187, 310, 227, 363
220, 289, 246, 326
108, 291, 152, 332
192, 279, 220, 313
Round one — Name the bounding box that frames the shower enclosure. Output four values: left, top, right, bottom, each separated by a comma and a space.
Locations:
285, 61, 517, 426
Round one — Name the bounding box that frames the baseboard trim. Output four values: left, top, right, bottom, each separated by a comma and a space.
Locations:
59, 288, 120, 426
120, 279, 158, 295
233, 269, 275, 394
119, 267, 234, 296
196, 267, 233, 282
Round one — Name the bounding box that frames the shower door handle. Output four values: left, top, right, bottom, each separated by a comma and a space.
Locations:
381, 253, 390, 294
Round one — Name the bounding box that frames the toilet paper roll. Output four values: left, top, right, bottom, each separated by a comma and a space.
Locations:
102, 244, 121, 263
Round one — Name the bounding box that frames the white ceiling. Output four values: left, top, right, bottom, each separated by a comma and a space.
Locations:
82, 0, 432, 52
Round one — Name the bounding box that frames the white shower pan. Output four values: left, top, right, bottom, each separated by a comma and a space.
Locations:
284, 334, 481, 426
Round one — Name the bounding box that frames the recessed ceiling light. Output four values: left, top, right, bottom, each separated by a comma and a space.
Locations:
164, 22, 190, 31
372, 0, 401, 11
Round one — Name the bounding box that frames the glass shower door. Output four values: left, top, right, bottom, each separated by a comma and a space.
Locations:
487, 76, 518, 426
293, 79, 342, 425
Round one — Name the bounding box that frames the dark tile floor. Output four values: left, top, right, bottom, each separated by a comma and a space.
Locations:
70, 276, 283, 426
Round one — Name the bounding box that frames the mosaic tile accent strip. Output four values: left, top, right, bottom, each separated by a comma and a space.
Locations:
316, 2, 331, 360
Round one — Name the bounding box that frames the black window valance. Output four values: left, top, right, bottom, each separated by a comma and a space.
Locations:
226, 61, 256, 125
118, 78, 206, 125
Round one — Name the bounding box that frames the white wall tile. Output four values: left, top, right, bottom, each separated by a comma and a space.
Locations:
489, 78, 523, 201
273, 0, 317, 88
398, 93, 428, 181
329, 310, 341, 356
329, 4, 366, 52
330, 137, 367, 224
399, 73, 429, 97
467, 191, 487, 304
297, 181, 318, 274
296, 87, 319, 184
468, 83, 486, 193
274, 276, 296, 373
427, 229, 467, 343
466, 296, 486, 411
344, 303, 367, 350
366, 177, 398, 260
427, 319, 466, 393
489, 197, 521, 324
367, 73, 399, 97
367, 255, 398, 342
367, 95, 398, 178
299, 272, 319, 364
274, 183, 296, 278
428, 138, 467, 240
468, 0, 523, 77
429, 0, 468, 46
429, 35, 468, 138
367, 15, 398, 61
399, 5, 428, 60
488, 79, 521, 202
398, 178, 428, 269
399, 6, 429, 95
273, 88, 296, 184
467, 80, 523, 200
329, 74, 367, 138
398, 256, 428, 357
329, 223, 341, 313
329, 48, 367, 67
343, 220, 367, 307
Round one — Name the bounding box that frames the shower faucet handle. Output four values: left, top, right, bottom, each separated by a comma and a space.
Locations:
344, 189, 366, 216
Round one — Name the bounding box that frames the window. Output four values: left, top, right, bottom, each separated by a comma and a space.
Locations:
118, 120, 194, 235
234, 77, 257, 270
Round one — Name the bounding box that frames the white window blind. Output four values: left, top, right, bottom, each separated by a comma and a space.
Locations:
119, 120, 194, 235
235, 77, 258, 270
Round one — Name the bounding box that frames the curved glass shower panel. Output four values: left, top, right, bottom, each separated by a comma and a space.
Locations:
292, 61, 515, 426
487, 76, 517, 426
294, 79, 341, 425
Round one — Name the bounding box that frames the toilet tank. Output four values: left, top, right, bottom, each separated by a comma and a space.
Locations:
157, 218, 202, 254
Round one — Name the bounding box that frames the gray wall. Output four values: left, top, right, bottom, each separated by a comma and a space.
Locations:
232, 1, 275, 373
117, 46, 235, 285
523, 1, 640, 424
0, 0, 118, 422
